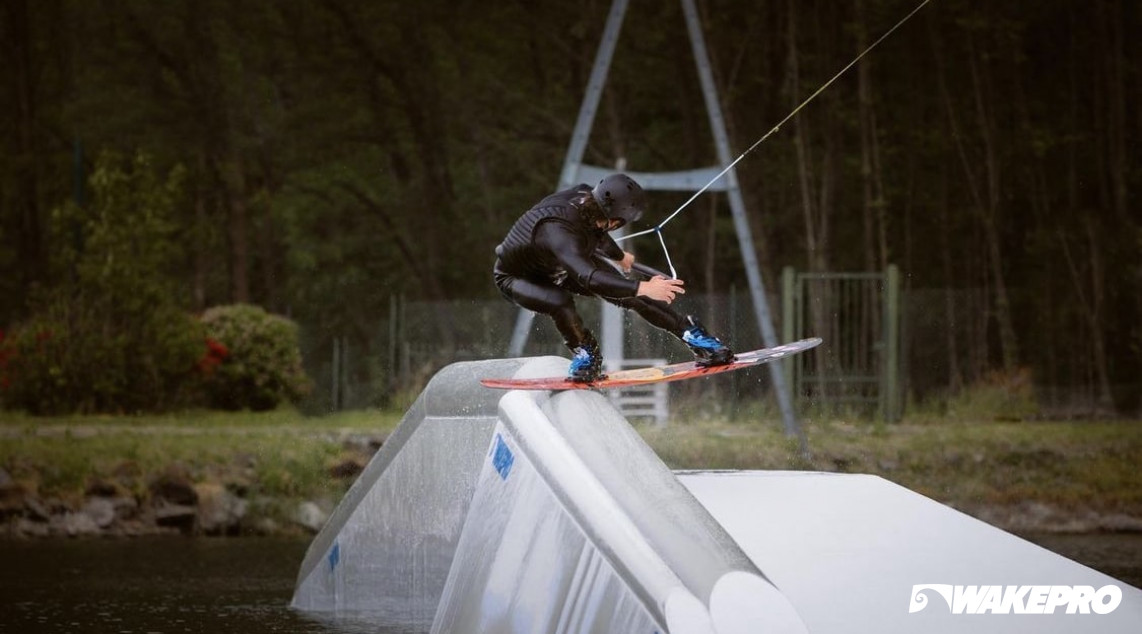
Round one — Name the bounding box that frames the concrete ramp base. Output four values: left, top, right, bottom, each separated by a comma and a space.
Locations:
291, 358, 1141, 633
680, 471, 1142, 633
431, 423, 668, 633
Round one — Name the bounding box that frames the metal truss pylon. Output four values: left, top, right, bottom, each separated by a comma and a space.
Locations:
506, 0, 806, 448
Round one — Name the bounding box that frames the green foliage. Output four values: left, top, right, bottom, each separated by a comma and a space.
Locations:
1, 1, 1138, 411
1, 152, 203, 415
60, 152, 188, 308
1, 298, 204, 415
200, 304, 311, 411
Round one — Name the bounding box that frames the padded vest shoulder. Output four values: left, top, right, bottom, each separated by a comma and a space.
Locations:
495, 186, 592, 278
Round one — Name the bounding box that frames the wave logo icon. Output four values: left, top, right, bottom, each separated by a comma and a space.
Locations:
909, 585, 953, 613
909, 584, 1122, 615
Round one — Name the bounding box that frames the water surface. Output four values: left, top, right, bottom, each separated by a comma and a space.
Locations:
0, 537, 414, 634
0, 534, 1138, 633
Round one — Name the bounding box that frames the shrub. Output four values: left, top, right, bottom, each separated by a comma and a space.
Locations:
1, 294, 205, 415
200, 304, 311, 411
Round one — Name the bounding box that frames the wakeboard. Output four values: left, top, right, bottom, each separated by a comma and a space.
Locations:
481, 337, 822, 390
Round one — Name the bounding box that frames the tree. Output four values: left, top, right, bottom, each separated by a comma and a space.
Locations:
4, 151, 202, 414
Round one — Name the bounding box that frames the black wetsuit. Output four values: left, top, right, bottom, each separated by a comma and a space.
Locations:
494, 184, 688, 351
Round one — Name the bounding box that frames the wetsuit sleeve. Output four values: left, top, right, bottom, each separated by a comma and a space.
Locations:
597, 233, 625, 260
535, 221, 639, 298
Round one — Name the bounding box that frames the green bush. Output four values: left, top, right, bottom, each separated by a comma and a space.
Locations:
200, 304, 311, 411
1, 293, 206, 415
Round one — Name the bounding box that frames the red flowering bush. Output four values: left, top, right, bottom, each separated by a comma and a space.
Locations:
1, 298, 206, 415
200, 304, 311, 411
196, 337, 230, 376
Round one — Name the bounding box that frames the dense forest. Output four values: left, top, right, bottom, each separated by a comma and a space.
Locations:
1, 0, 1138, 413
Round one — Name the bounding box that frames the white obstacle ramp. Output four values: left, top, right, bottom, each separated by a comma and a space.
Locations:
292, 358, 1141, 633
290, 358, 531, 626
680, 471, 1142, 633
430, 388, 807, 633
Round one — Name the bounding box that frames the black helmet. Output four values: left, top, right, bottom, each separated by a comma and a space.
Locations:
591, 174, 646, 227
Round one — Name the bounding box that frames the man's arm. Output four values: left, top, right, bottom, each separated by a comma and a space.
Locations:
597, 231, 625, 261
535, 221, 638, 297
536, 222, 685, 303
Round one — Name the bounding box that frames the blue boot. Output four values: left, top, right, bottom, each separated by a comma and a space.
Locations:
568, 344, 605, 383
682, 316, 734, 367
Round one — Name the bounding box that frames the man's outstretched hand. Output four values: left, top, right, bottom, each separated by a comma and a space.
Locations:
619, 251, 636, 273
638, 276, 685, 304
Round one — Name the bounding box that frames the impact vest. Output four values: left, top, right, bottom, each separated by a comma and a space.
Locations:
495, 185, 605, 282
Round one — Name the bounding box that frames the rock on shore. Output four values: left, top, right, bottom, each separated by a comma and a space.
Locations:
0, 443, 376, 539
4, 448, 1141, 539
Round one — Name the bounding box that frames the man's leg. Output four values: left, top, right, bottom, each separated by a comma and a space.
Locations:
604, 295, 734, 366
604, 295, 687, 335
497, 275, 604, 381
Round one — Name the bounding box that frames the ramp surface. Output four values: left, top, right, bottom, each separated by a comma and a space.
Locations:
292, 357, 1140, 633
291, 358, 533, 627
679, 471, 1142, 633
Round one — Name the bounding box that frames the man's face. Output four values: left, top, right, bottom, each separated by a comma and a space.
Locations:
596, 218, 625, 232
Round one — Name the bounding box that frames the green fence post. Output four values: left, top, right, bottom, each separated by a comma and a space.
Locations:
332, 336, 341, 412
342, 336, 351, 410
883, 264, 901, 422
782, 266, 796, 404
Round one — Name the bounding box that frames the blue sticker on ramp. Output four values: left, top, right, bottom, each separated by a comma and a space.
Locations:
328, 542, 340, 571
491, 433, 514, 480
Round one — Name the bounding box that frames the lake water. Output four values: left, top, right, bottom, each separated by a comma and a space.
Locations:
1, 534, 1139, 633
0, 538, 416, 634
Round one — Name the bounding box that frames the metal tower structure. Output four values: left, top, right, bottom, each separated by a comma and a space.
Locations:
507, 0, 804, 446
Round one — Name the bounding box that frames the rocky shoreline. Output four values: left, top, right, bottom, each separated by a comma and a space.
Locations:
4, 423, 1140, 540
4, 460, 1141, 539
0, 451, 374, 539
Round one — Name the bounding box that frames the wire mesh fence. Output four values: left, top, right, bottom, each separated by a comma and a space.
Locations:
296, 287, 1124, 419
297, 291, 776, 415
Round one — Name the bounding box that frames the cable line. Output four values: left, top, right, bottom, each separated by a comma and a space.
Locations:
618, 0, 934, 273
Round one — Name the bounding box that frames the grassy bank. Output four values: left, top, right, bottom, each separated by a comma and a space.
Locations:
0, 410, 400, 498
644, 416, 1142, 527
0, 409, 401, 535
1, 408, 1140, 535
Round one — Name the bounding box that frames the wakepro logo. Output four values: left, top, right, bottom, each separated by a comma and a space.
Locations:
909, 584, 1122, 615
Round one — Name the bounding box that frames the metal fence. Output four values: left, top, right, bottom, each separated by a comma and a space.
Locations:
298, 290, 779, 415
782, 266, 901, 421
296, 285, 1122, 419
